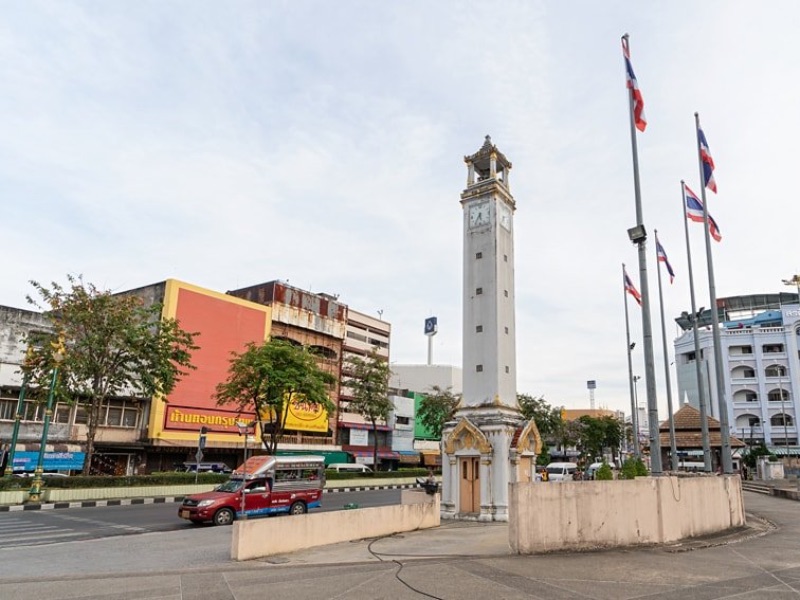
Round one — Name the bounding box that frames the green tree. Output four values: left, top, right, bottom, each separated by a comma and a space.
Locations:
344, 348, 392, 472
215, 339, 336, 455
25, 275, 198, 472
417, 385, 460, 439
518, 394, 562, 440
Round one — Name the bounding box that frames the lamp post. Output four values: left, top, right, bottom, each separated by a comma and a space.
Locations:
782, 274, 800, 302
633, 375, 642, 451
4, 370, 29, 477
778, 366, 789, 450
28, 348, 64, 502
236, 420, 255, 520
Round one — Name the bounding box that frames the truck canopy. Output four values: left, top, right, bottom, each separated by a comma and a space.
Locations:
232, 455, 325, 479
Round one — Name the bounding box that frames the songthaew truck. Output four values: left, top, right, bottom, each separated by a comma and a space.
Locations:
178, 455, 325, 526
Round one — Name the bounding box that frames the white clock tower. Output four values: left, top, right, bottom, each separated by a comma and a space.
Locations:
441, 136, 540, 522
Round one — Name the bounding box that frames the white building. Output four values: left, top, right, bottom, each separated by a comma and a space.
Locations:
674, 293, 800, 449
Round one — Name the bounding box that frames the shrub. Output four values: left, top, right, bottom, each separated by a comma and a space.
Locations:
595, 463, 613, 480
620, 457, 649, 480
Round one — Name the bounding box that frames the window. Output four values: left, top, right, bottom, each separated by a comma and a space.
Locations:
476, 365, 483, 372
395, 416, 410, 425
504, 327, 509, 334
504, 254, 508, 262
476, 252, 482, 259
748, 416, 761, 427
504, 290, 508, 297
765, 365, 787, 378
763, 344, 785, 354
0, 399, 16, 421
505, 366, 510, 373
74, 406, 88, 425
771, 414, 793, 427
53, 403, 71, 424
22, 401, 44, 422
476, 325, 483, 333
476, 288, 483, 295
768, 389, 790, 402
745, 391, 758, 402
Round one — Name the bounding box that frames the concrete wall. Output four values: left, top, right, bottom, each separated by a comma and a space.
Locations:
231, 493, 440, 561
510, 475, 744, 553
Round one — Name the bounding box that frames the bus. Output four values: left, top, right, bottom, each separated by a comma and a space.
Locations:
178, 455, 325, 526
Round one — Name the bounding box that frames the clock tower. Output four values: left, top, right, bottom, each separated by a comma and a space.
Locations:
440, 136, 540, 522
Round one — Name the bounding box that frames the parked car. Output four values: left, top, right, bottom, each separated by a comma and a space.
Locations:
327, 463, 372, 474
545, 462, 578, 482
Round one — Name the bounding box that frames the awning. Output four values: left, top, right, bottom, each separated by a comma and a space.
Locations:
340, 422, 392, 432
349, 450, 400, 459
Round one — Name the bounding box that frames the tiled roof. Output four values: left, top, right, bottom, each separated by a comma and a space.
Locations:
659, 403, 745, 448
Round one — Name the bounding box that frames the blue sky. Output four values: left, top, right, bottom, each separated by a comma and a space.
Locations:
2, 1, 799, 417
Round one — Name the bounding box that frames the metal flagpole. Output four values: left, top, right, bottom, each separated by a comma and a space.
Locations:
681, 181, 713, 472
623, 263, 641, 459
654, 230, 678, 470
623, 34, 662, 473
694, 112, 732, 474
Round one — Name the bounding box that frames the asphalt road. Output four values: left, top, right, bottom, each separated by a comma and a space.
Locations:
0, 488, 400, 550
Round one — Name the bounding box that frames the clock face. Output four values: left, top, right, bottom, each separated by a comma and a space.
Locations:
499, 205, 512, 231
468, 202, 491, 229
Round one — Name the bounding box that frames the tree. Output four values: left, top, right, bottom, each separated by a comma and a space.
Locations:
215, 339, 336, 455
25, 275, 198, 472
417, 385, 460, 439
344, 348, 392, 472
518, 394, 562, 440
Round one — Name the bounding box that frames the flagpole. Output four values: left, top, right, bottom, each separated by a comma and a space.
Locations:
623, 34, 662, 474
695, 112, 732, 474
654, 230, 678, 470
682, 181, 713, 473
623, 263, 641, 459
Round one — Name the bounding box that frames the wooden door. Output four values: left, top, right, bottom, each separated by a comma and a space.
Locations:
459, 457, 480, 513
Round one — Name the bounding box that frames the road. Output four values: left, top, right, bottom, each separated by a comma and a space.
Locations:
0, 488, 400, 550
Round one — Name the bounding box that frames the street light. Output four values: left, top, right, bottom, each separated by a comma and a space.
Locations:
4, 353, 33, 477
28, 342, 65, 502
633, 375, 642, 447
782, 274, 800, 301
236, 420, 255, 520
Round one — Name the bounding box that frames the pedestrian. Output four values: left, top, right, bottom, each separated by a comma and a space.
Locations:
540, 467, 549, 482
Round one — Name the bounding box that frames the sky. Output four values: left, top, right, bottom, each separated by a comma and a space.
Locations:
2, 1, 799, 418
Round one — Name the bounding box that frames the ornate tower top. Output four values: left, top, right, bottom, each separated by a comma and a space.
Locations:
463, 135, 512, 189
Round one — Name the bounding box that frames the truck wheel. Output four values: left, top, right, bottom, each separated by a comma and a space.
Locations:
213, 508, 235, 526
289, 501, 307, 515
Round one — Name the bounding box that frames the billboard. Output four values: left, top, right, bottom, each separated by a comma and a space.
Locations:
148, 280, 272, 445
12, 451, 85, 472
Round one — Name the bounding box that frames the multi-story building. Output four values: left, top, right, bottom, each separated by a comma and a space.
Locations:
389, 364, 462, 468
0, 278, 389, 474
674, 293, 800, 451
337, 309, 395, 468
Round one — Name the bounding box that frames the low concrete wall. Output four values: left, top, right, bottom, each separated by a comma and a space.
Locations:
510, 475, 744, 553
43, 484, 217, 503
231, 494, 440, 561
0, 491, 26, 505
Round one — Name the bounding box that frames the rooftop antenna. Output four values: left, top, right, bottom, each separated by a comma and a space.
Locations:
377, 309, 383, 320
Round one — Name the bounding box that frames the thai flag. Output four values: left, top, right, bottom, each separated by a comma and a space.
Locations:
684, 184, 722, 242
656, 238, 675, 284
698, 127, 717, 193
622, 37, 647, 132
624, 267, 642, 306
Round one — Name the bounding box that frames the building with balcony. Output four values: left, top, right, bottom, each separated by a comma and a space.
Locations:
674, 293, 800, 452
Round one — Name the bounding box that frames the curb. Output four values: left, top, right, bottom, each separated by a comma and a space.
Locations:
0, 483, 421, 512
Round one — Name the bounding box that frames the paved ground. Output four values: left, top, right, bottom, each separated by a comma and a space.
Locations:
0, 491, 797, 599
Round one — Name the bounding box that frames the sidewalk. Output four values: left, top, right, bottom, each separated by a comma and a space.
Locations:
0, 492, 788, 600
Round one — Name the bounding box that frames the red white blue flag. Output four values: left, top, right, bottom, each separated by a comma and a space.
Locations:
684, 184, 722, 242
624, 267, 642, 306
698, 127, 717, 193
622, 37, 647, 132
656, 237, 675, 283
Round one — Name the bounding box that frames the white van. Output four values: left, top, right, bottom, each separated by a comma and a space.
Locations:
545, 462, 578, 482
327, 463, 372, 474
